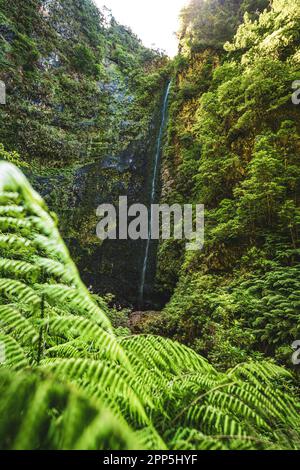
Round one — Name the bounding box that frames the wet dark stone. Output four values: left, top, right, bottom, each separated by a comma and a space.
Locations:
26, 88, 166, 308
0, 24, 15, 43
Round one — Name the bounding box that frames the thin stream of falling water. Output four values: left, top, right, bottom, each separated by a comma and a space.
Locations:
139, 81, 171, 307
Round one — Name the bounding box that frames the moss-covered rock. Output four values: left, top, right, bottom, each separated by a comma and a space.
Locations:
0, 0, 170, 304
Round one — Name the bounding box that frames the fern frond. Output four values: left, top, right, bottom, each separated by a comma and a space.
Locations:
0, 333, 29, 370
0, 162, 299, 451
0, 278, 40, 307
0, 305, 39, 345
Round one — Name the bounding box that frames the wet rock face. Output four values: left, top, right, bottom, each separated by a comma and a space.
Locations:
29, 124, 161, 306
27, 80, 166, 307
70, 136, 159, 305
0, 24, 15, 43
1, 0, 168, 307
101, 146, 137, 173
38, 52, 61, 70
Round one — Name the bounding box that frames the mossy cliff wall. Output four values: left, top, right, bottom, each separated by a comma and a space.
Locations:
0, 0, 169, 304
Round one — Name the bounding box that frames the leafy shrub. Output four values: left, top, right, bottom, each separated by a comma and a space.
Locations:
0, 143, 28, 168
72, 44, 99, 77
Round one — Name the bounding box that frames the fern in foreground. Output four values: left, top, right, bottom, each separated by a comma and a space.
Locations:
0, 161, 299, 450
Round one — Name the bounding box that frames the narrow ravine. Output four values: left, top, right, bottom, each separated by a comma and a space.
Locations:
139, 81, 172, 307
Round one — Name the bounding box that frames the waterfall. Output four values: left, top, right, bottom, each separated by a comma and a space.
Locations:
139, 81, 172, 307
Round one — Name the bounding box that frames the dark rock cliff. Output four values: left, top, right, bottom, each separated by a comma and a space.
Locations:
0, 0, 169, 305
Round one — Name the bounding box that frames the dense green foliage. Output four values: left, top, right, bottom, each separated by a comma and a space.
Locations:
0, 0, 166, 165
179, 0, 269, 52
0, 162, 300, 450
0, 0, 169, 302
1, 0, 300, 451
151, 0, 300, 370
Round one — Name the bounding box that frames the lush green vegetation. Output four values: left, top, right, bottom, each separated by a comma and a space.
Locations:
0, 0, 167, 166
1, 0, 300, 451
0, 0, 170, 302
0, 162, 300, 450
149, 0, 300, 373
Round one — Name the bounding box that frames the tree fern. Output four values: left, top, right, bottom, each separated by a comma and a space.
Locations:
0, 161, 300, 450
